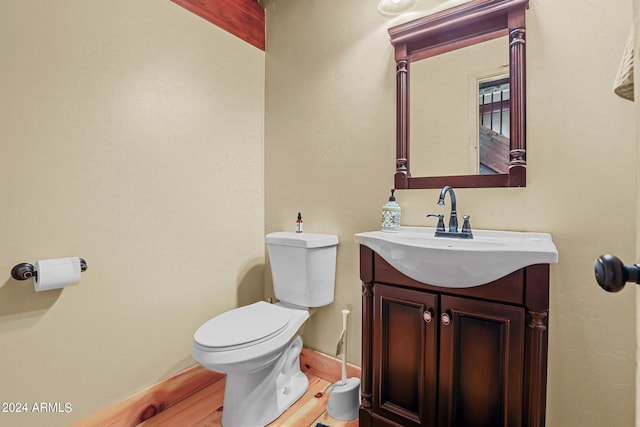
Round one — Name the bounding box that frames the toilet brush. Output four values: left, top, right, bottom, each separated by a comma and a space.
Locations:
326, 309, 360, 421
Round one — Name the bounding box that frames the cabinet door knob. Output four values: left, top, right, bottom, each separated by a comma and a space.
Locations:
441, 312, 451, 326
423, 310, 432, 323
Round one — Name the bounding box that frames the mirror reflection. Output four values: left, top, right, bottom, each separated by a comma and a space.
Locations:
410, 36, 509, 177
479, 76, 510, 174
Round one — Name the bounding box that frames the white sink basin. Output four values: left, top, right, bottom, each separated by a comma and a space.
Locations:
354, 226, 558, 287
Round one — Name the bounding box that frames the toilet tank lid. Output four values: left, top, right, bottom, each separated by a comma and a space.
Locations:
266, 232, 339, 248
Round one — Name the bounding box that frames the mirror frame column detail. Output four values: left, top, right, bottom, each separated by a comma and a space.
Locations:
508, 22, 526, 186
395, 58, 410, 189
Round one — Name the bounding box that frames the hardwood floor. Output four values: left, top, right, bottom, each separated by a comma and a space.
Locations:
138, 371, 359, 427
70, 348, 361, 427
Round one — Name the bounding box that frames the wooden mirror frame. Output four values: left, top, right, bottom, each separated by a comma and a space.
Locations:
390, 0, 528, 189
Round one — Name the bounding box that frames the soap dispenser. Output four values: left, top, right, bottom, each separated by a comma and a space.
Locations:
381, 189, 401, 232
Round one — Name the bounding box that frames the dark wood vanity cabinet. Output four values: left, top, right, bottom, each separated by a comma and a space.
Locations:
360, 246, 550, 427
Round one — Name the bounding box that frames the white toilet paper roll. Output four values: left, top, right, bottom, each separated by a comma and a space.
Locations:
33, 257, 82, 292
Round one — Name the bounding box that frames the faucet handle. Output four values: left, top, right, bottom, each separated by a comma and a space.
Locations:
427, 214, 445, 232
461, 215, 473, 236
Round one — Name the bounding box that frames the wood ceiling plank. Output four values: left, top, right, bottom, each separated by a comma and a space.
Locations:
171, 0, 265, 50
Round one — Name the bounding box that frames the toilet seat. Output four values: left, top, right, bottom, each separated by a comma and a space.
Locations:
194, 302, 291, 352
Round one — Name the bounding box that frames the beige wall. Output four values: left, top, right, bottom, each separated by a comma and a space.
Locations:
0, 1, 264, 426
265, 0, 637, 425
1, 0, 635, 425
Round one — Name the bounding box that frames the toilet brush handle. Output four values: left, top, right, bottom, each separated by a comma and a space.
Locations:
341, 310, 350, 383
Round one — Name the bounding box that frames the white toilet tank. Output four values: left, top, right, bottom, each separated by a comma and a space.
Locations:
266, 232, 339, 308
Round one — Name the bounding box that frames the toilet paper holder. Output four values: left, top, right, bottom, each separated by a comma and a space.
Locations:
11, 258, 87, 281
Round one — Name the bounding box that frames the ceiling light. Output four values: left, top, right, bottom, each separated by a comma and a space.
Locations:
378, 0, 417, 15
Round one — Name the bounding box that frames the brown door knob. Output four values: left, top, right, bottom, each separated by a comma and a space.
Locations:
595, 254, 640, 293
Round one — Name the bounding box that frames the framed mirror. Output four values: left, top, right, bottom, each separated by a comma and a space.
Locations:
389, 0, 528, 189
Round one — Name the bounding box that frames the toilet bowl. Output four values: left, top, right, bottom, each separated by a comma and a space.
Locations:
191, 230, 339, 427
191, 301, 310, 426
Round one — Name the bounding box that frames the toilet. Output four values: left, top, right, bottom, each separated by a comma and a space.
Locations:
191, 231, 339, 427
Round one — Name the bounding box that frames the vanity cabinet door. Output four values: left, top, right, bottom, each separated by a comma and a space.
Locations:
373, 284, 438, 427
438, 295, 525, 427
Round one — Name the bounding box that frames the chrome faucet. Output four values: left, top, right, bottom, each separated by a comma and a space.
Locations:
427, 185, 473, 239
